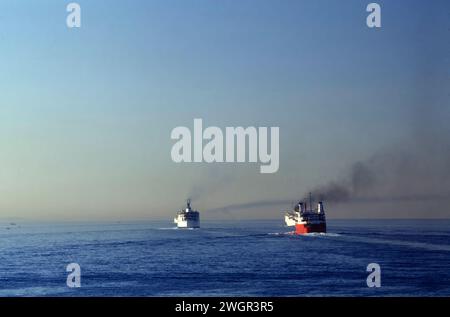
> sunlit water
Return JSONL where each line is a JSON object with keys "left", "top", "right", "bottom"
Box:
{"left": 0, "top": 219, "right": 449, "bottom": 296}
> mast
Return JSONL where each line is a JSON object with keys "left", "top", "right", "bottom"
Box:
{"left": 184, "top": 198, "right": 192, "bottom": 213}
{"left": 309, "top": 192, "right": 313, "bottom": 212}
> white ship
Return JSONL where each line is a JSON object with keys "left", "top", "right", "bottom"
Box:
{"left": 174, "top": 199, "right": 200, "bottom": 229}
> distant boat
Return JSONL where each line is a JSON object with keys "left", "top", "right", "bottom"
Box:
{"left": 174, "top": 199, "right": 200, "bottom": 229}
{"left": 284, "top": 193, "right": 327, "bottom": 234}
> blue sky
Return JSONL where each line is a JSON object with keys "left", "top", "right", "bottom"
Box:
{"left": 0, "top": 0, "right": 449, "bottom": 220}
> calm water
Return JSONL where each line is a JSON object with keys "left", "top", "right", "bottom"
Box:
{"left": 0, "top": 219, "right": 449, "bottom": 296}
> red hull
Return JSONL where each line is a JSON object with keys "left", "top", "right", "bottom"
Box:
{"left": 295, "top": 223, "right": 326, "bottom": 234}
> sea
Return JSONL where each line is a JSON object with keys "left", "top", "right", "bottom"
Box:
{"left": 0, "top": 219, "right": 449, "bottom": 297}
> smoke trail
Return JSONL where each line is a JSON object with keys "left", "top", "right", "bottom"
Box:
{"left": 207, "top": 200, "right": 292, "bottom": 214}
{"left": 305, "top": 160, "right": 376, "bottom": 203}
{"left": 208, "top": 193, "right": 450, "bottom": 215}
{"left": 305, "top": 139, "right": 450, "bottom": 205}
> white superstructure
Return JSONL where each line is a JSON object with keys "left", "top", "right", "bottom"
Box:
{"left": 174, "top": 199, "right": 200, "bottom": 228}
{"left": 284, "top": 202, "right": 304, "bottom": 227}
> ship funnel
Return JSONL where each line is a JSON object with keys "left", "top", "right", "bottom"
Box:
{"left": 186, "top": 199, "right": 192, "bottom": 212}
{"left": 318, "top": 202, "right": 324, "bottom": 214}
{"left": 298, "top": 202, "right": 304, "bottom": 213}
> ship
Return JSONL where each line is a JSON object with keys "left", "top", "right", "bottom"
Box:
{"left": 174, "top": 199, "right": 200, "bottom": 229}
{"left": 284, "top": 193, "right": 327, "bottom": 234}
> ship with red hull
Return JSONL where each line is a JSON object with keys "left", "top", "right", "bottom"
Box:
{"left": 284, "top": 194, "right": 327, "bottom": 234}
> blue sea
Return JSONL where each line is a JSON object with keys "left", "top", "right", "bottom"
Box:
{"left": 0, "top": 219, "right": 449, "bottom": 296}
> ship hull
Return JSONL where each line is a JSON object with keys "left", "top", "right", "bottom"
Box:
{"left": 295, "top": 223, "right": 326, "bottom": 234}
{"left": 174, "top": 218, "right": 200, "bottom": 229}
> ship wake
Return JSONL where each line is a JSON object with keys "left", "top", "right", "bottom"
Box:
{"left": 268, "top": 231, "right": 341, "bottom": 237}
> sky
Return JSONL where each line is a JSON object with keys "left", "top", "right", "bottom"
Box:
{"left": 0, "top": 0, "right": 449, "bottom": 220}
